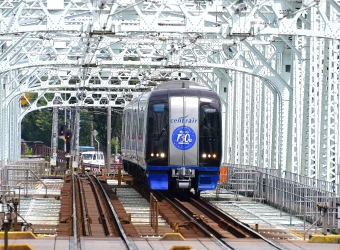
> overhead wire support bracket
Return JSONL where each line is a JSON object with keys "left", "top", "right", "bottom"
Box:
{"left": 82, "top": 64, "right": 97, "bottom": 68}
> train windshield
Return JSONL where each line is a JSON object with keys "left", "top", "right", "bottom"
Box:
{"left": 199, "top": 102, "right": 221, "bottom": 166}
{"left": 146, "top": 101, "right": 169, "bottom": 165}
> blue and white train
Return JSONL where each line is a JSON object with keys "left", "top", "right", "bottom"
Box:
{"left": 121, "top": 80, "right": 222, "bottom": 194}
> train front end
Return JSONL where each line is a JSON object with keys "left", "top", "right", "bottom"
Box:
{"left": 145, "top": 87, "right": 222, "bottom": 192}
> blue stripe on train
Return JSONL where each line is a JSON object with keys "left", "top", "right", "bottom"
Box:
{"left": 146, "top": 165, "right": 220, "bottom": 190}
{"left": 147, "top": 173, "right": 169, "bottom": 190}
{"left": 198, "top": 174, "right": 219, "bottom": 190}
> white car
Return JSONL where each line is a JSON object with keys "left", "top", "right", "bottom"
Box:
{"left": 81, "top": 151, "right": 105, "bottom": 171}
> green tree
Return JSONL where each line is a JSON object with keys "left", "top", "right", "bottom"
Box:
{"left": 21, "top": 109, "right": 53, "bottom": 146}
{"left": 78, "top": 112, "right": 94, "bottom": 146}
{"left": 21, "top": 106, "right": 123, "bottom": 153}
{"left": 90, "top": 108, "right": 122, "bottom": 155}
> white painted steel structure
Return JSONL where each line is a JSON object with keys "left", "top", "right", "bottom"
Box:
{"left": 0, "top": 0, "right": 339, "bottom": 185}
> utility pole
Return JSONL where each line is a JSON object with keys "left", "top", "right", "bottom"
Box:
{"left": 74, "top": 107, "right": 80, "bottom": 162}
{"left": 93, "top": 130, "right": 99, "bottom": 171}
{"left": 107, "top": 107, "right": 111, "bottom": 175}
{"left": 116, "top": 136, "right": 118, "bottom": 157}
{"left": 69, "top": 109, "right": 75, "bottom": 175}
{"left": 64, "top": 109, "right": 67, "bottom": 152}
{"left": 90, "top": 115, "right": 94, "bottom": 146}
{"left": 51, "top": 108, "right": 58, "bottom": 174}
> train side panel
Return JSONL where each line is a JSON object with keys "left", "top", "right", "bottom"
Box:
{"left": 132, "top": 100, "right": 138, "bottom": 162}
{"left": 122, "top": 93, "right": 149, "bottom": 170}
{"left": 121, "top": 102, "right": 131, "bottom": 159}
{"left": 122, "top": 99, "right": 137, "bottom": 163}
{"left": 137, "top": 92, "right": 149, "bottom": 168}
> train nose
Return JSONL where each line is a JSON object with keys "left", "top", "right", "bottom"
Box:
{"left": 172, "top": 167, "right": 195, "bottom": 189}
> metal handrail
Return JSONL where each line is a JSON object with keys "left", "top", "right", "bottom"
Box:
{"left": 7, "top": 168, "right": 47, "bottom": 197}
{"left": 303, "top": 215, "right": 322, "bottom": 241}
{"left": 7, "top": 204, "right": 35, "bottom": 232}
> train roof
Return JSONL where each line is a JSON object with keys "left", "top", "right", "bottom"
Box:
{"left": 124, "top": 80, "right": 214, "bottom": 110}
{"left": 154, "top": 80, "right": 208, "bottom": 90}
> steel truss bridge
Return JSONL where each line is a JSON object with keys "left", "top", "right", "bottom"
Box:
{"left": 0, "top": 0, "right": 339, "bottom": 185}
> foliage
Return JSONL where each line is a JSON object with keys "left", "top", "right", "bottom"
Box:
{"left": 21, "top": 107, "right": 123, "bottom": 154}
{"left": 90, "top": 108, "right": 122, "bottom": 155}
{"left": 21, "top": 109, "right": 53, "bottom": 146}
{"left": 78, "top": 112, "right": 93, "bottom": 146}
{"left": 24, "top": 144, "right": 33, "bottom": 155}
{"left": 111, "top": 136, "right": 121, "bottom": 154}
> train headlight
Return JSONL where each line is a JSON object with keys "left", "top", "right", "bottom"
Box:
{"left": 213, "top": 154, "right": 216, "bottom": 158}
{"left": 151, "top": 153, "right": 154, "bottom": 157}
{"left": 156, "top": 153, "right": 159, "bottom": 157}
{"left": 202, "top": 154, "right": 207, "bottom": 158}
{"left": 208, "top": 154, "right": 211, "bottom": 158}
{"left": 160, "top": 153, "right": 165, "bottom": 157}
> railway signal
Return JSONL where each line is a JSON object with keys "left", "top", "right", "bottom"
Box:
{"left": 58, "top": 124, "right": 66, "bottom": 137}
{"left": 65, "top": 130, "right": 72, "bottom": 141}
{"left": 65, "top": 130, "right": 72, "bottom": 153}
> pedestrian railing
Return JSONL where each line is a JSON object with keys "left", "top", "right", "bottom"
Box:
{"left": 218, "top": 164, "right": 340, "bottom": 233}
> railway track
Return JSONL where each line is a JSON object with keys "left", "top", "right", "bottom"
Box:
{"left": 164, "top": 191, "right": 254, "bottom": 238}
{"left": 159, "top": 190, "right": 283, "bottom": 247}
{"left": 125, "top": 177, "right": 284, "bottom": 249}
{"left": 58, "top": 174, "right": 284, "bottom": 249}
{"left": 58, "top": 174, "right": 137, "bottom": 249}
{"left": 77, "top": 175, "right": 117, "bottom": 236}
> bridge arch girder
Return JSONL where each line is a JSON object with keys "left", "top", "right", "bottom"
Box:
{"left": 0, "top": 0, "right": 338, "bottom": 184}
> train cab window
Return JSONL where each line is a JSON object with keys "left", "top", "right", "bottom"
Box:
{"left": 201, "top": 105, "right": 220, "bottom": 137}
{"left": 147, "top": 102, "right": 168, "bottom": 135}
{"left": 146, "top": 101, "right": 169, "bottom": 165}
{"left": 199, "top": 102, "right": 221, "bottom": 166}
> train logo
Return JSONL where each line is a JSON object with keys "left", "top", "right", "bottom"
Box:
{"left": 172, "top": 126, "right": 196, "bottom": 150}
{"left": 170, "top": 115, "right": 197, "bottom": 124}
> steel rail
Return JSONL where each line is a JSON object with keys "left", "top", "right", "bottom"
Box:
{"left": 187, "top": 198, "right": 252, "bottom": 238}
{"left": 88, "top": 176, "right": 110, "bottom": 236}
{"left": 78, "top": 176, "right": 90, "bottom": 236}
{"left": 153, "top": 191, "right": 232, "bottom": 250}
{"left": 72, "top": 174, "right": 78, "bottom": 250}
{"left": 199, "top": 198, "right": 286, "bottom": 250}
{"left": 93, "top": 176, "right": 138, "bottom": 250}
